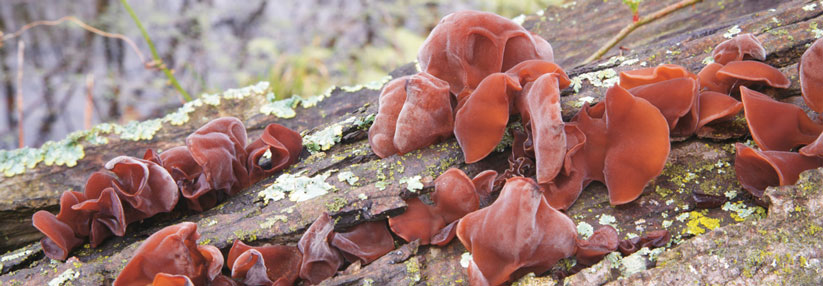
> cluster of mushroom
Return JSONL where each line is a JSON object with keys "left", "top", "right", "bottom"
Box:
{"left": 32, "top": 117, "right": 303, "bottom": 261}
{"left": 734, "top": 37, "right": 823, "bottom": 202}
{"left": 113, "top": 213, "right": 396, "bottom": 286}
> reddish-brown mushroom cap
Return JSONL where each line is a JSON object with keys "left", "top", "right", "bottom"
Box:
{"left": 186, "top": 117, "right": 250, "bottom": 195}
{"left": 246, "top": 123, "right": 303, "bottom": 182}
{"left": 330, "top": 221, "right": 395, "bottom": 265}
{"left": 800, "top": 38, "right": 823, "bottom": 112}
{"left": 394, "top": 72, "right": 454, "bottom": 154}
{"left": 32, "top": 208, "right": 85, "bottom": 261}
{"left": 152, "top": 273, "right": 195, "bottom": 286}
{"left": 628, "top": 77, "right": 699, "bottom": 136}
{"left": 740, "top": 86, "right": 823, "bottom": 151}
{"left": 298, "top": 212, "right": 343, "bottom": 285}
{"left": 418, "top": 10, "right": 553, "bottom": 97}
{"left": 574, "top": 226, "right": 618, "bottom": 267}
{"left": 455, "top": 73, "right": 521, "bottom": 163}
{"left": 520, "top": 73, "right": 567, "bottom": 183}
{"left": 734, "top": 143, "right": 823, "bottom": 199}
{"left": 456, "top": 177, "right": 577, "bottom": 285}
{"left": 114, "top": 222, "right": 224, "bottom": 286}
{"left": 101, "top": 156, "right": 180, "bottom": 220}
{"left": 715, "top": 60, "right": 790, "bottom": 89}
{"left": 72, "top": 187, "right": 126, "bottom": 247}
{"left": 542, "top": 85, "right": 670, "bottom": 209}
{"left": 226, "top": 240, "right": 302, "bottom": 286}
{"left": 471, "top": 169, "right": 498, "bottom": 206}
{"left": 697, "top": 62, "right": 733, "bottom": 94}
{"left": 695, "top": 91, "right": 743, "bottom": 130}
{"left": 155, "top": 146, "right": 214, "bottom": 211}
{"left": 800, "top": 132, "right": 823, "bottom": 157}
{"left": 388, "top": 197, "right": 447, "bottom": 245}
{"left": 618, "top": 64, "right": 695, "bottom": 90}
{"left": 368, "top": 76, "right": 409, "bottom": 158}
{"left": 430, "top": 168, "right": 480, "bottom": 222}
{"left": 617, "top": 230, "right": 671, "bottom": 256}
{"left": 712, "top": 33, "right": 767, "bottom": 65}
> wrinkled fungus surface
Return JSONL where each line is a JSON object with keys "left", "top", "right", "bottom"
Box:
{"left": 226, "top": 240, "right": 302, "bottom": 286}
{"left": 740, "top": 86, "right": 823, "bottom": 151}
{"left": 298, "top": 212, "right": 343, "bottom": 284}
{"left": 712, "top": 33, "right": 766, "bottom": 65}
{"left": 457, "top": 177, "right": 577, "bottom": 285}
{"left": 734, "top": 143, "right": 823, "bottom": 199}
{"left": 114, "top": 222, "right": 224, "bottom": 286}
{"left": 800, "top": 38, "right": 823, "bottom": 113}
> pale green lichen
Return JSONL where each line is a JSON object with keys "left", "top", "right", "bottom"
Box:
{"left": 577, "top": 222, "right": 594, "bottom": 239}
{"left": 722, "top": 201, "right": 765, "bottom": 222}
{"left": 303, "top": 116, "right": 357, "bottom": 153}
{"left": 362, "top": 278, "right": 374, "bottom": 286}
{"left": 803, "top": 3, "right": 818, "bottom": 11}
{"left": 357, "top": 193, "right": 368, "bottom": 200}
{"left": 375, "top": 181, "right": 389, "bottom": 191}
{"left": 1, "top": 249, "right": 32, "bottom": 262}
{"left": 598, "top": 214, "right": 617, "bottom": 227}
{"left": 460, "top": 252, "right": 472, "bottom": 268}
{"left": 260, "top": 215, "right": 288, "bottom": 229}
{"left": 337, "top": 171, "right": 359, "bottom": 185}
{"left": 511, "top": 14, "right": 526, "bottom": 25}
{"left": 399, "top": 175, "right": 423, "bottom": 192}
{"left": 48, "top": 268, "right": 79, "bottom": 286}
{"left": 723, "top": 25, "right": 742, "bottom": 39}
{"left": 512, "top": 272, "right": 557, "bottom": 285}
{"left": 260, "top": 94, "right": 301, "bottom": 119}
{"left": 702, "top": 56, "right": 714, "bottom": 65}
{"left": 405, "top": 258, "right": 422, "bottom": 283}
{"left": 809, "top": 22, "right": 823, "bottom": 39}
{"left": 223, "top": 81, "right": 270, "bottom": 100}
{"left": 569, "top": 68, "right": 619, "bottom": 93}
{"left": 258, "top": 171, "right": 336, "bottom": 204}
{"left": 118, "top": 119, "right": 163, "bottom": 141}
{"left": 162, "top": 101, "right": 196, "bottom": 126}
{"left": 340, "top": 75, "right": 392, "bottom": 92}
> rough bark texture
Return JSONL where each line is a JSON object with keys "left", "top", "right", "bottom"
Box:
{"left": 2, "top": 0, "right": 823, "bottom": 285}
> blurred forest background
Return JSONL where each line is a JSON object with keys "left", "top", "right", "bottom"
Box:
{"left": 0, "top": 0, "right": 562, "bottom": 150}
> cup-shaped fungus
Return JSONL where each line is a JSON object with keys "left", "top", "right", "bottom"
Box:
{"left": 98, "top": 156, "right": 180, "bottom": 219}
{"left": 454, "top": 73, "right": 522, "bottom": 163}
{"left": 456, "top": 177, "right": 577, "bottom": 285}
{"left": 618, "top": 64, "right": 696, "bottom": 90}
{"left": 711, "top": 33, "right": 767, "bottom": 65}
{"left": 627, "top": 77, "right": 699, "bottom": 136}
{"left": 71, "top": 188, "right": 127, "bottom": 247}
{"left": 186, "top": 117, "right": 250, "bottom": 196}
{"left": 734, "top": 143, "right": 823, "bottom": 200}
{"left": 389, "top": 168, "right": 497, "bottom": 246}
{"left": 800, "top": 38, "right": 823, "bottom": 113}
{"left": 518, "top": 73, "right": 568, "bottom": 183}
{"left": 368, "top": 76, "right": 408, "bottom": 158}
{"left": 697, "top": 62, "right": 733, "bottom": 94}
{"left": 541, "top": 84, "right": 670, "bottom": 210}
{"left": 715, "top": 60, "right": 790, "bottom": 89}
{"left": 148, "top": 146, "right": 214, "bottom": 211}
{"left": 418, "top": 10, "right": 553, "bottom": 98}
{"left": 114, "top": 222, "right": 224, "bottom": 286}
{"left": 245, "top": 123, "right": 303, "bottom": 183}
{"left": 695, "top": 91, "right": 743, "bottom": 130}
{"left": 31, "top": 191, "right": 89, "bottom": 260}
{"left": 330, "top": 221, "right": 395, "bottom": 265}
{"left": 740, "top": 86, "right": 823, "bottom": 151}
{"left": 298, "top": 212, "right": 343, "bottom": 284}
{"left": 226, "top": 240, "right": 302, "bottom": 286}
{"left": 617, "top": 230, "right": 671, "bottom": 256}
{"left": 574, "top": 226, "right": 619, "bottom": 267}
{"left": 393, "top": 72, "right": 454, "bottom": 154}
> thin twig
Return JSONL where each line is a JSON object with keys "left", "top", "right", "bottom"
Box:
{"left": 16, "top": 41, "right": 25, "bottom": 148}
{"left": 120, "top": 0, "right": 192, "bottom": 102}
{"left": 1, "top": 16, "right": 147, "bottom": 64}
{"left": 85, "top": 74, "right": 94, "bottom": 130}
{"left": 582, "top": 0, "right": 703, "bottom": 65}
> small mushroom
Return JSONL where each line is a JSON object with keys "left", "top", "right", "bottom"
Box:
{"left": 330, "top": 221, "right": 395, "bottom": 265}
{"left": 697, "top": 62, "right": 733, "bottom": 94}
{"left": 186, "top": 117, "right": 250, "bottom": 196}
{"left": 740, "top": 86, "right": 823, "bottom": 151}
{"left": 574, "top": 226, "right": 618, "bottom": 267}
{"left": 800, "top": 38, "right": 823, "bottom": 112}
{"left": 695, "top": 91, "right": 743, "bottom": 130}
{"left": 542, "top": 84, "right": 670, "bottom": 210}
{"left": 617, "top": 230, "right": 671, "bottom": 256}
{"left": 298, "top": 212, "right": 343, "bottom": 285}
{"left": 628, "top": 77, "right": 699, "bottom": 136}
{"left": 226, "top": 240, "right": 302, "bottom": 286}
{"left": 393, "top": 72, "right": 454, "bottom": 154}
{"left": 456, "top": 177, "right": 577, "bottom": 285}
{"left": 715, "top": 60, "right": 790, "bottom": 89}
{"left": 619, "top": 64, "right": 696, "bottom": 90}
{"left": 368, "top": 76, "right": 408, "bottom": 158}
{"left": 734, "top": 143, "right": 823, "bottom": 200}
{"left": 454, "top": 73, "right": 521, "bottom": 163}
{"left": 246, "top": 123, "right": 303, "bottom": 183}
{"left": 712, "top": 33, "right": 767, "bottom": 65}
{"left": 114, "top": 222, "right": 224, "bottom": 286}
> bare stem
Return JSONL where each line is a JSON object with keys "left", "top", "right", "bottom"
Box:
{"left": 582, "top": 0, "right": 703, "bottom": 65}
{"left": 1, "top": 16, "right": 148, "bottom": 64}
{"left": 85, "top": 74, "right": 95, "bottom": 130}
{"left": 16, "top": 41, "right": 25, "bottom": 148}
{"left": 120, "top": 0, "right": 192, "bottom": 102}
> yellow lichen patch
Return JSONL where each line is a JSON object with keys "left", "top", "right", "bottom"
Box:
{"left": 683, "top": 211, "right": 720, "bottom": 235}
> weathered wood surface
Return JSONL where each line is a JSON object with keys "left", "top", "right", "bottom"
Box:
{"left": 2, "top": 0, "right": 823, "bottom": 285}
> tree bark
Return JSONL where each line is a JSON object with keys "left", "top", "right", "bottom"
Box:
{"left": 2, "top": 0, "right": 822, "bottom": 285}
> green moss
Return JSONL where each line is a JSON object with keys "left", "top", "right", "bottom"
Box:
{"left": 404, "top": 258, "right": 421, "bottom": 284}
